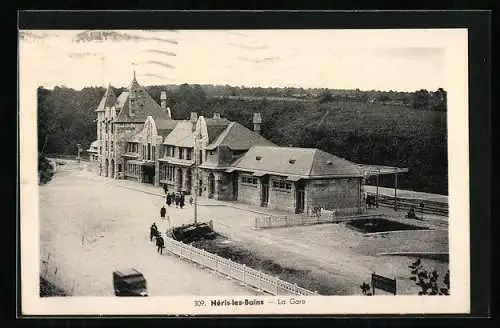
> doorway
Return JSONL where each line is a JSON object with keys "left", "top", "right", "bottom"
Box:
{"left": 232, "top": 173, "right": 238, "bottom": 200}
{"left": 295, "top": 180, "right": 305, "bottom": 213}
{"left": 176, "top": 168, "right": 183, "bottom": 191}
{"left": 260, "top": 175, "right": 269, "bottom": 207}
{"left": 143, "top": 165, "right": 155, "bottom": 184}
{"left": 208, "top": 173, "right": 215, "bottom": 198}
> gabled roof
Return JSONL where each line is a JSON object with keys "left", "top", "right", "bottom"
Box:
{"left": 156, "top": 118, "right": 179, "bottom": 138}
{"left": 230, "top": 146, "right": 363, "bottom": 178}
{"left": 115, "top": 91, "right": 129, "bottom": 109}
{"left": 95, "top": 85, "right": 117, "bottom": 112}
{"left": 206, "top": 122, "right": 275, "bottom": 150}
{"left": 114, "top": 76, "right": 171, "bottom": 123}
{"left": 163, "top": 121, "right": 194, "bottom": 147}
{"left": 204, "top": 118, "right": 231, "bottom": 142}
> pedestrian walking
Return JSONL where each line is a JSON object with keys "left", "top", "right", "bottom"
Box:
{"left": 156, "top": 235, "right": 165, "bottom": 254}
{"left": 163, "top": 184, "right": 168, "bottom": 195}
{"left": 160, "top": 205, "right": 166, "bottom": 219}
{"left": 175, "top": 192, "right": 180, "bottom": 208}
{"left": 150, "top": 222, "right": 158, "bottom": 242}
{"left": 189, "top": 196, "right": 193, "bottom": 206}
{"left": 166, "top": 193, "right": 172, "bottom": 207}
{"left": 179, "top": 194, "right": 185, "bottom": 209}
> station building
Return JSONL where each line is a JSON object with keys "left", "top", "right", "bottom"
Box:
{"left": 92, "top": 73, "right": 369, "bottom": 214}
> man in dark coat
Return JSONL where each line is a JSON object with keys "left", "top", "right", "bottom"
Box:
{"left": 156, "top": 235, "right": 165, "bottom": 254}
{"left": 163, "top": 184, "right": 168, "bottom": 195}
{"left": 166, "top": 193, "right": 172, "bottom": 207}
{"left": 160, "top": 205, "right": 166, "bottom": 219}
{"left": 175, "top": 192, "right": 180, "bottom": 208}
{"left": 150, "top": 222, "right": 158, "bottom": 241}
{"left": 179, "top": 194, "right": 185, "bottom": 209}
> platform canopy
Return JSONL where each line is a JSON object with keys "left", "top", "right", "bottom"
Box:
{"left": 356, "top": 164, "right": 409, "bottom": 178}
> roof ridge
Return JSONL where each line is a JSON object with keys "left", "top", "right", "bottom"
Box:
{"left": 307, "top": 148, "right": 318, "bottom": 176}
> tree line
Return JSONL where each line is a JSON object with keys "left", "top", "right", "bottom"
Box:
{"left": 37, "top": 83, "right": 447, "bottom": 194}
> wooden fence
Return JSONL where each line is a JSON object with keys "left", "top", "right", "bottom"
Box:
{"left": 162, "top": 234, "right": 318, "bottom": 296}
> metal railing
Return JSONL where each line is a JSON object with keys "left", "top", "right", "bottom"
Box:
{"left": 161, "top": 234, "right": 318, "bottom": 296}
{"left": 367, "top": 193, "right": 449, "bottom": 217}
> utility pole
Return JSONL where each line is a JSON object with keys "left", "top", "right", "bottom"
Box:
{"left": 77, "top": 144, "right": 82, "bottom": 163}
{"left": 193, "top": 134, "right": 198, "bottom": 225}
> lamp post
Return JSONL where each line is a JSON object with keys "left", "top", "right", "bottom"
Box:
{"left": 193, "top": 134, "right": 198, "bottom": 225}
{"left": 77, "top": 144, "right": 82, "bottom": 163}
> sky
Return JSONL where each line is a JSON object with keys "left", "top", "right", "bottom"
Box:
{"left": 19, "top": 29, "right": 464, "bottom": 92}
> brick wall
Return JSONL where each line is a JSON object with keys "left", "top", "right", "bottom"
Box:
{"left": 237, "top": 173, "right": 261, "bottom": 206}
{"left": 305, "top": 177, "right": 362, "bottom": 212}
{"left": 268, "top": 175, "right": 296, "bottom": 212}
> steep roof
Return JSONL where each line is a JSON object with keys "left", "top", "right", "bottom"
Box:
{"left": 231, "top": 146, "right": 363, "bottom": 178}
{"left": 156, "top": 118, "right": 179, "bottom": 138}
{"left": 204, "top": 118, "right": 231, "bottom": 142}
{"left": 206, "top": 122, "right": 276, "bottom": 150}
{"left": 95, "top": 85, "right": 117, "bottom": 112}
{"left": 163, "top": 121, "right": 194, "bottom": 147}
{"left": 114, "top": 76, "right": 171, "bottom": 123}
{"left": 115, "top": 91, "right": 129, "bottom": 109}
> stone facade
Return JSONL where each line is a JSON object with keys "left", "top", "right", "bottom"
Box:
{"left": 305, "top": 177, "right": 363, "bottom": 214}
{"left": 94, "top": 76, "right": 366, "bottom": 215}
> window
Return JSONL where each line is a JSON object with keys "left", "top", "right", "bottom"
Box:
{"left": 105, "top": 140, "right": 108, "bottom": 151}
{"left": 199, "top": 150, "right": 203, "bottom": 164}
{"left": 167, "top": 166, "right": 175, "bottom": 181}
{"left": 178, "top": 147, "right": 184, "bottom": 160}
{"left": 242, "top": 176, "right": 258, "bottom": 185}
{"left": 152, "top": 146, "right": 155, "bottom": 161}
{"left": 111, "top": 123, "right": 114, "bottom": 134}
{"left": 272, "top": 180, "right": 292, "bottom": 190}
{"left": 111, "top": 141, "right": 114, "bottom": 152}
{"left": 186, "top": 149, "right": 192, "bottom": 160}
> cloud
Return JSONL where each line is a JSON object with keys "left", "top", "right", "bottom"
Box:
{"left": 237, "top": 56, "right": 280, "bottom": 64}
{"left": 140, "top": 60, "right": 176, "bottom": 69}
{"left": 140, "top": 73, "right": 172, "bottom": 81}
{"left": 143, "top": 49, "right": 177, "bottom": 57}
{"left": 228, "top": 42, "right": 268, "bottom": 50}
{"left": 67, "top": 52, "right": 103, "bottom": 59}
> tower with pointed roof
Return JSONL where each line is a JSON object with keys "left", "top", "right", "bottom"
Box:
{"left": 96, "top": 71, "right": 176, "bottom": 184}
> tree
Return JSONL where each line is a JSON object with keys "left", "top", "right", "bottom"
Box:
{"left": 409, "top": 259, "right": 450, "bottom": 295}
{"left": 360, "top": 282, "right": 372, "bottom": 296}
{"left": 412, "top": 89, "right": 431, "bottom": 110}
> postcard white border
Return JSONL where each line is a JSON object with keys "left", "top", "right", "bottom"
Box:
{"left": 20, "top": 28, "right": 470, "bottom": 315}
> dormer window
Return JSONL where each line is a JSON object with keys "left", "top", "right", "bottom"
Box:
{"left": 326, "top": 161, "right": 333, "bottom": 165}
{"left": 256, "top": 156, "right": 262, "bottom": 161}
{"left": 289, "top": 159, "right": 296, "bottom": 164}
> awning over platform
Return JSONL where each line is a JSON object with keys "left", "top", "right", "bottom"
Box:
{"left": 286, "top": 175, "right": 302, "bottom": 181}
{"left": 357, "top": 164, "right": 409, "bottom": 177}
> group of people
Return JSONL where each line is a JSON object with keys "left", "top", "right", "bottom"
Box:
{"left": 150, "top": 222, "right": 165, "bottom": 254}
{"left": 166, "top": 191, "right": 186, "bottom": 208}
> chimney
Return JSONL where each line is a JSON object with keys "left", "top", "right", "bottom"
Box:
{"left": 160, "top": 91, "right": 167, "bottom": 109}
{"left": 190, "top": 112, "right": 198, "bottom": 123}
{"left": 213, "top": 112, "right": 221, "bottom": 119}
{"left": 253, "top": 112, "right": 262, "bottom": 134}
